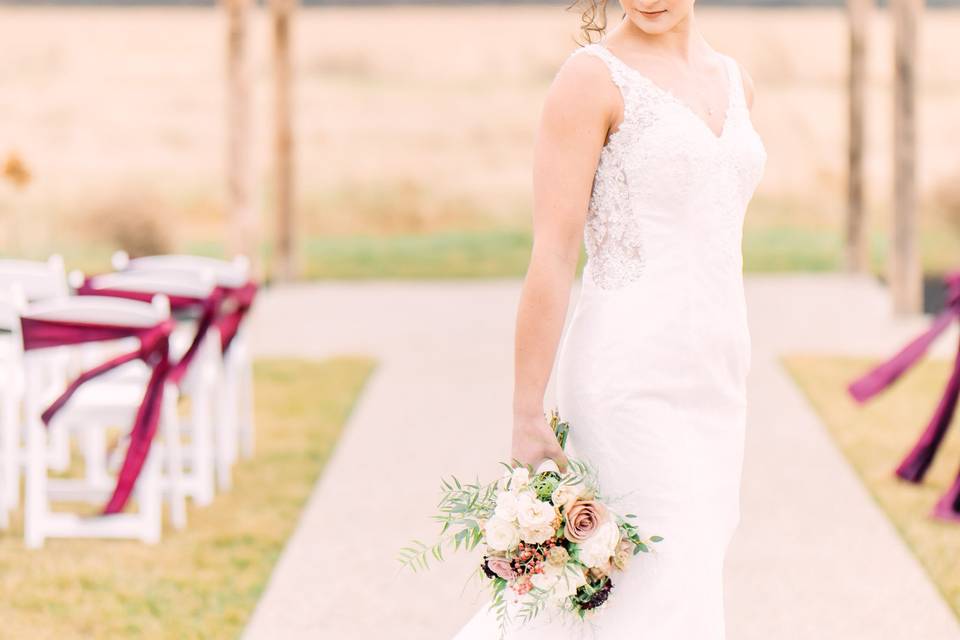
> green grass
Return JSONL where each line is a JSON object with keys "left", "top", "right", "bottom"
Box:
{"left": 33, "top": 200, "right": 960, "bottom": 280}
{"left": 298, "top": 229, "right": 544, "bottom": 279}
{"left": 783, "top": 354, "right": 960, "bottom": 621}
{"left": 0, "top": 356, "right": 377, "bottom": 639}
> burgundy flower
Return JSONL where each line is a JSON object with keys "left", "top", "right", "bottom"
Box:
{"left": 578, "top": 577, "right": 614, "bottom": 611}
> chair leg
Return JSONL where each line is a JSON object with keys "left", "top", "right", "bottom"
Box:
{"left": 239, "top": 346, "right": 255, "bottom": 460}
{"left": 223, "top": 357, "right": 240, "bottom": 469}
{"left": 191, "top": 373, "right": 215, "bottom": 507}
{"left": 162, "top": 384, "right": 187, "bottom": 531}
{"left": 137, "top": 448, "right": 162, "bottom": 545}
{"left": 24, "top": 413, "right": 47, "bottom": 550}
{"left": 1, "top": 390, "right": 19, "bottom": 520}
{"left": 214, "top": 371, "right": 233, "bottom": 492}
{"left": 0, "top": 459, "right": 6, "bottom": 529}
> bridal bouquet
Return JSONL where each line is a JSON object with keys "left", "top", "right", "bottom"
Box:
{"left": 399, "top": 409, "right": 662, "bottom": 637}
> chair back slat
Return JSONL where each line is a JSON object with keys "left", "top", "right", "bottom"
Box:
{"left": 23, "top": 296, "right": 169, "bottom": 330}
{"left": 113, "top": 252, "right": 249, "bottom": 289}
{"left": 0, "top": 256, "right": 67, "bottom": 302}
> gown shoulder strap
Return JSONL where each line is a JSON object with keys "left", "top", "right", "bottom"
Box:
{"left": 567, "top": 43, "right": 633, "bottom": 92}
{"left": 722, "top": 54, "right": 746, "bottom": 110}
{"left": 563, "top": 43, "right": 644, "bottom": 128}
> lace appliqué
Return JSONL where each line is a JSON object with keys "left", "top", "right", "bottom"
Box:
{"left": 584, "top": 152, "right": 645, "bottom": 289}
{"left": 567, "top": 44, "right": 651, "bottom": 290}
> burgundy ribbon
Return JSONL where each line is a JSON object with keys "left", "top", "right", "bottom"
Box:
{"left": 21, "top": 315, "right": 175, "bottom": 514}
{"left": 76, "top": 279, "right": 225, "bottom": 385}
{"left": 215, "top": 281, "right": 257, "bottom": 355}
{"left": 847, "top": 271, "right": 960, "bottom": 518}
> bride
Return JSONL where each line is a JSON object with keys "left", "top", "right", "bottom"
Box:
{"left": 453, "top": 0, "right": 766, "bottom": 637}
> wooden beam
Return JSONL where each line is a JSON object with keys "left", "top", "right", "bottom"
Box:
{"left": 890, "top": 0, "right": 922, "bottom": 314}
{"left": 271, "top": 0, "right": 297, "bottom": 282}
{"left": 845, "top": 0, "right": 870, "bottom": 273}
{"left": 224, "top": 0, "right": 257, "bottom": 274}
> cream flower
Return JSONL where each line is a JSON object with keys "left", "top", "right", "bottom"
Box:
{"left": 551, "top": 483, "right": 583, "bottom": 512}
{"left": 516, "top": 493, "right": 556, "bottom": 530}
{"left": 577, "top": 520, "right": 621, "bottom": 568}
{"left": 510, "top": 467, "right": 530, "bottom": 490}
{"left": 552, "top": 566, "right": 587, "bottom": 602}
{"left": 546, "top": 545, "right": 570, "bottom": 567}
{"left": 612, "top": 538, "right": 635, "bottom": 571}
{"left": 519, "top": 523, "right": 555, "bottom": 545}
{"left": 494, "top": 490, "right": 519, "bottom": 522}
{"left": 530, "top": 562, "right": 562, "bottom": 591}
{"left": 485, "top": 516, "right": 520, "bottom": 552}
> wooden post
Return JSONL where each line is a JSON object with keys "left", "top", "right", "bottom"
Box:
{"left": 845, "top": 0, "right": 870, "bottom": 273}
{"left": 890, "top": 0, "right": 922, "bottom": 314}
{"left": 271, "top": 0, "right": 297, "bottom": 282}
{"left": 224, "top": 0, "right": 257, "bottom": 274}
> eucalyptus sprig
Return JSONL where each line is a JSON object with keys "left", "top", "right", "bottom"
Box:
{"left": 616, "top": 513, "right": 664, "bottom": 554}
{"left": 398, "top": 473, "right": 500, "bottom": 573}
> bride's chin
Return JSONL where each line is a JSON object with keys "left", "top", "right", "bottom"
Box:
{"left": 628, "top": 17, "right": 674, "bottom": 34}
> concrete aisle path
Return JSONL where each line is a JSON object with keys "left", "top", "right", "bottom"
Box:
{"left": 243, "top": 275, "right": 960, "bottom": 640}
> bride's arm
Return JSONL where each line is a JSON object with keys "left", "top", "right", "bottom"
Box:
{"left": 511, "top": 51, "right": 620, "bottom": 472}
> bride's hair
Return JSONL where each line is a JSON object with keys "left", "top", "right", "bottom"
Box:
{"left": 567, "top": 0, "right": 616, "bottom": 44}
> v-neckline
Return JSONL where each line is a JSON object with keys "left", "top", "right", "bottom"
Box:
{"left": 597, "top": 42, "right": 733, "bottom": 142}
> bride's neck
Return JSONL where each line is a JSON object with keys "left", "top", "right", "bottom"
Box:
{"left": 607, "top": 13, "right": 707, "bottom": 64}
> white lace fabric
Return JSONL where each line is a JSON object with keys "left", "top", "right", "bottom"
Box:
{"left": 573, "top": 42, "right": 767, "bottom": 291}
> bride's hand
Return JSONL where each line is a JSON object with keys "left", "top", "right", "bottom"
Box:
{"left": 511, "top": 411, "right": 569, "bottom": 473}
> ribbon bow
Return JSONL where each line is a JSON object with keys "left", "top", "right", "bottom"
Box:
{"left": 847, "top": 270, "right": 960, "bottom": 520}
{"left": 76, "top": 278, "right": 225, "bottom": 385}
{"left": 20, "top": 315, "right": 175, "bottom": 515}
{"left": 215, "top": 281, "right": 257, "bottom": 355}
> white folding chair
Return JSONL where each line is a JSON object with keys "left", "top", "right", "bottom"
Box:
{"left": 0, "top": 257, "right": 72, "bottom": 486}
{"left": 73, "top": 270, "right": 220, "bottom": 507}
{"left": 0, "top": 284, "right": 27, "bottom": 530}
{"left": 20, "top": 295, "right": 186, "bottom": 548}
{"left": 0, "top": 255, "right": 69, "bottom": 302}
{"left": 113, "top": 253, "right": 256, "bottom": 492}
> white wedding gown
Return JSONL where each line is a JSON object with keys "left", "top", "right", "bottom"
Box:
{"left": 453, "top": 41, "right": 767, "bottom": 639}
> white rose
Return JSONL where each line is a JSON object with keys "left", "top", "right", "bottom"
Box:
{"left": 530, "top": 562, "right": 561, "bottom": 591}
{"left": 577, "top": 520, "right": 621, "bottom": 568}
{"left": 552, "top": 566, "right": 587, "bottom": 602}
{"left": 516, "top": 493, "right": 556, "bottom": 530}
{"left": 519, "top": 523, "right": 555, "bottom": 545}
{"left": 510, "top": 467, "right": 530, "bottom": 490}
{"left": 551, "top": 483, "right": 583, "bottom": 512}
{"left": 494, "top": 490, "right": 519, "bottom": 522}
{"left": 485, "top": 516, "right": 520, "bottom": 552}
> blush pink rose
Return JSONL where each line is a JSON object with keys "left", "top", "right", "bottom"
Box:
{"left": 564, "top": 499, "right": 608, "bottom": 543}
{"left": 486, "top": 556, "right": 517, "bottom": 580}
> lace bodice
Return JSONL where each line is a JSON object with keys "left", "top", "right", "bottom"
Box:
{"left": 566, "top": 42, "right": 768, "bottom": 291}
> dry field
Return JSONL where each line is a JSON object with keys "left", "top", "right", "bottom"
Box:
{"left": 0, "top": 5, "right": 958, "bottom": 268}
